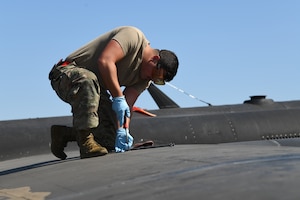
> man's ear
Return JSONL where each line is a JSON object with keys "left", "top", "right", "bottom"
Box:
{"left": 152, "top": 55, "right": 160, "bottom": 62}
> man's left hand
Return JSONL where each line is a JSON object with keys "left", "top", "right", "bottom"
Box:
{"left": 115, "top": 128, "right": 134, "bottom": 153}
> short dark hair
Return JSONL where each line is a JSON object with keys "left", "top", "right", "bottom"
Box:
{"left": 158, "top": 50, "right": 179, "bottom": 82}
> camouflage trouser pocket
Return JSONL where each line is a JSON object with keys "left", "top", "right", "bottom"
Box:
{"left": 49, "top": 65, "right": 75, "bottom": 103}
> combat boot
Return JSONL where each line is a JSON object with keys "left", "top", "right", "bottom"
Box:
{"left": 51, "top": 125, "right": 76, "bottom": 160}
{"left": 77, "top": 130, "right": 108, "bottom": 159}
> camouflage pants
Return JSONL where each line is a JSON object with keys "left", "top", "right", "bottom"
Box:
{"left": 49, "top": 63, "right": 117, "bottom": 149}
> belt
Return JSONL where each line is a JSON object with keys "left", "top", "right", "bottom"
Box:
{"left": 56, "top": 59, "right": 71, "bottom": 67}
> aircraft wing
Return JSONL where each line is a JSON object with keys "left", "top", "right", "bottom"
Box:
{"left": 1, "top": 139, "right": 300, "bottom": 200}
{"left": 2, "top": 84, "right": 300, "bottom": 199}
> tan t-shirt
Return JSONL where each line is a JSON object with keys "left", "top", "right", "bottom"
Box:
{"left": 66, "top": 26, "right": 150, "bottom": 95}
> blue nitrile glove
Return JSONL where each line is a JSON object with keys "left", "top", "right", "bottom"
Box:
{"left": 115, "top": 128, "right": 134, "bottom": 153}
{"left": 112, "top": 96, "right": 130, "bottom": 127}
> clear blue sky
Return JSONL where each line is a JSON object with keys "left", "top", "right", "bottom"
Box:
{"left": 0, "top": 0, "right": 299, "bottom": 120}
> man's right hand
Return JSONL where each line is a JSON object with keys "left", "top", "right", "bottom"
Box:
{"left": 112, "top": 96, "right": 130, "bottom": 127}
